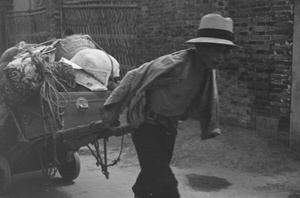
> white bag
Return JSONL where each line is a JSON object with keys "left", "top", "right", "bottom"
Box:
{"left": 70, "top": 49, "right": 120, "bottom": 87}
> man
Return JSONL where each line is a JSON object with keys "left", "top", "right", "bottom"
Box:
{"left": 103, "top": 13, "right": 238, "bottom": 198}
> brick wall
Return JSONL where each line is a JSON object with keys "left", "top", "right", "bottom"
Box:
{"left": 136, "top": 0, "right": 213, "bottom": 63}
{"left": 220, "top": 0, "right": 293, "bottom": 145}
{"left": 136, "top": 0, "right": 294, "bottom": 144}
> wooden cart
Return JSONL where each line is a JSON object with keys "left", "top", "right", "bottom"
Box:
{"left": 0, "top": 91, "right": 131, "bottom": 194}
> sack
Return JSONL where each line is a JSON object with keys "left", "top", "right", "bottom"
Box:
{"left": 55, "top": 34, "right": 96, "bottom": 61}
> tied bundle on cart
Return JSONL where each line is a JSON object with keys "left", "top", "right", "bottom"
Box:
{"left": 0, "top": 34, "right": 131, "bottom": 194}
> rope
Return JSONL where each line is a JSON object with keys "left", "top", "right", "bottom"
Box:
{"left": 31, "top": 53, "right": 69, "bottom": 129}
{"left": 107, "top": 134, "right": 124, "bottom": 167}
{"left": 31, "top": 53, "right": 70, "bottom": 168}
{"left": 87, "top": 134, "right": 125, "bottom": 179}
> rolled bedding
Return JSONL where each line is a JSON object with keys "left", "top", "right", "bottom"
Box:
{"left": 2, "top": 55, "right": 76, "bottom": 106}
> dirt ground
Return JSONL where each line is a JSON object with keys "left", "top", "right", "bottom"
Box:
{"left": 2, "top": 113, "right": 299, "bottom": 197}
{"left": 92, "top": 118, "right": 300, "bottom": 197}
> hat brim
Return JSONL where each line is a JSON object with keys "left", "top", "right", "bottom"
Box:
{"left": 186, "top": 37, "right": 235, "bottom": 46}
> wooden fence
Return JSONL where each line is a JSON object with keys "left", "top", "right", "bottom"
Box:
{"left": 61, "top": 1, "right": 138, "bottom": 77}
{"left": 5, "top": 7, "right": 50, "bottom": 47}
{"left": 4, "top": 1, "right": 137, "bottom": 78}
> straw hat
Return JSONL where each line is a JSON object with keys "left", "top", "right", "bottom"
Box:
{"left": 186, "top": 13, "right": 236, "bottom": 47}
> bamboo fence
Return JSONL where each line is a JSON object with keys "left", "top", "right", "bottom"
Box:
{"left": 61, "top": 1, "right": 138, "bottom": 78}
{"left": 5, "top": 7, "right": 50, "bottom": 47}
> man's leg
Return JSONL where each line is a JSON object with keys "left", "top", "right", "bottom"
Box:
{"left": 131, "top": 122, "right": 180, "bottom": 198}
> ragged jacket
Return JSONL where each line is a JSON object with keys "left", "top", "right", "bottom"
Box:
{"left": 103, "top": 48, "right": 220, "bottom": 139}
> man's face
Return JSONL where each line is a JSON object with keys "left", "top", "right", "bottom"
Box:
{"left": 196, "top": 43, "right": 231, "bottom": 69}
{"left": 212, "top": 45, "right": 231, "bottom": 68}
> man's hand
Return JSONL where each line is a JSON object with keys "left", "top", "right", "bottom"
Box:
{"left": 102, "top": 111, "right": 120, "bottom": 129}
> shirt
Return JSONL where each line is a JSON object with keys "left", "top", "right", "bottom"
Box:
{"left": 103, "top": 48, "right": 220, "bottom": 139}
{"left": 146, "top": 58, "right": 205, "bottom": 118}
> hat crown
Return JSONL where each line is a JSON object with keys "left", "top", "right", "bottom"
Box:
{"left": 199, "top": 14, "right": 233, "bottom": 33}
{"left": 186, "top": 13, "right": 236, "bottom": 46}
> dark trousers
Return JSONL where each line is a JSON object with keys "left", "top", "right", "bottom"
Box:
{"left": 132, "top": 122, "right": 180, "bottom": 198}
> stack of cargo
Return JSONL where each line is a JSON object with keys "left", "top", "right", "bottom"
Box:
{"left": 0, "top": 34, "right": 120, "bottom": 143}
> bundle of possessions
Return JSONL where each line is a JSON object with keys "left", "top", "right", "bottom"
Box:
{"left": 0, "top": 34, "right": 120, "bottom": 145}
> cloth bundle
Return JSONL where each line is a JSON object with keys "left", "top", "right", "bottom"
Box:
{"left": 0, "top": 42, "right": 37, "bottom": 81}
{"left": 2, "top": 55, "right": 76, "bottom": 106}
{"left": 2, "top": 57, "right": 44, "bottom": 106}
{"left": 0, "top": 36, "right": 118, "bottom": 144}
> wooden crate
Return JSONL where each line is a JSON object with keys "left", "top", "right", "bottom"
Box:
{"left": 18, "top": 91, "right": 110, "bottom": 140}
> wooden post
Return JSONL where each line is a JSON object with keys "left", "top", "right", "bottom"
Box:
{"left": 290, "top": 0, "right": 300, "bottom": 152}
{"left": 45, "top": 0, "right": 62, "bottom": 39}
{"left": 0, "top": 0, "right": 13, "bottom": 54}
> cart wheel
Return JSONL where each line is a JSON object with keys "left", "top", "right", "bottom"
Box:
{"left": 0, "top": 155, "right": 11, "bottom": 194}
{"left": 58, "top": 152, "right": 80, "bottom": 181}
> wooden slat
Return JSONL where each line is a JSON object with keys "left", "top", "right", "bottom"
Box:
{"left": 61, "top": 1, "right": 137, "bottom": 78}
{"left": 5, "top": 8, "right": 50, "bottom": 46}
{"left": 62, "top": 4, "right": 137, "bottom": 9}
{"left": 6, "top": 9, "right": 47, "bottom": 17}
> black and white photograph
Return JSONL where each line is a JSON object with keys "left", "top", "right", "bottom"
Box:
{"left": 0, "top": 0, "right": 300, "bottom": 198}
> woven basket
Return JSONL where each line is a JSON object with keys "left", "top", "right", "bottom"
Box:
{"left": 55, "top": 34, "right": 96, "bottom": 61}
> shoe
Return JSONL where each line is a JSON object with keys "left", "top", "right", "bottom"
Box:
{"left": 201, "top": 129, "right": 221, "bottom": 140}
